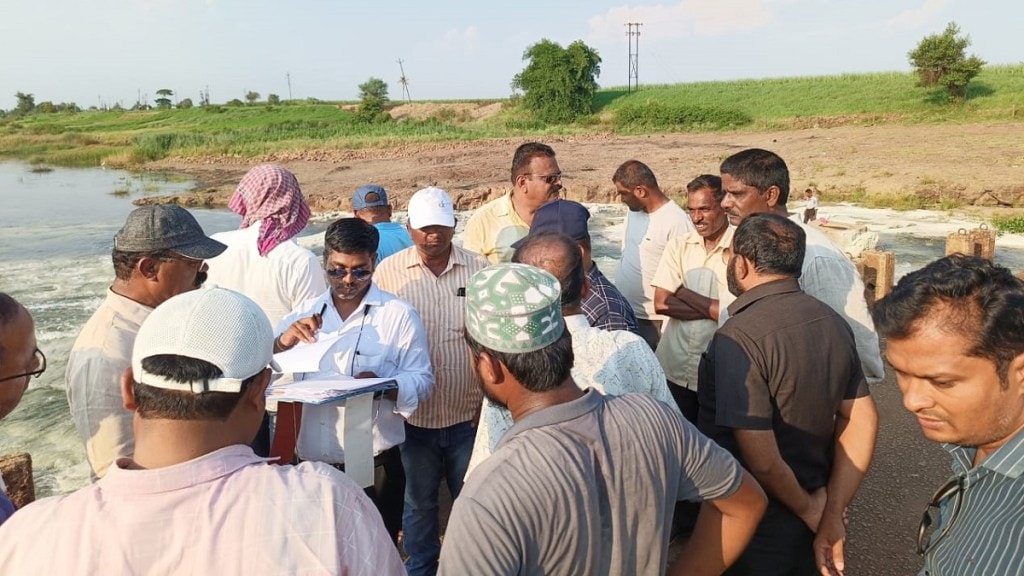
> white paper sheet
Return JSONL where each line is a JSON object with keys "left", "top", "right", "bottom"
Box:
{"left": 271, "top": 333, "right": 344, "bottom": 373}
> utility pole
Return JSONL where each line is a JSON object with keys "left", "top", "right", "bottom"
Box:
{"left": 397, "top": 59, "right": 412, "bottom": 103}
{"left": 626, "top": 22, "right": 642, "bottom": 92}
{"left": 286, "top": 72, "right": 293, "bottom": 100}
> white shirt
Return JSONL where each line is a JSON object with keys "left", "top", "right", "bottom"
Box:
{"left": 66, "top": 289, "right": 152, "bottom": 479}
{"left": 0, "top": 445, "right": 405, "bottom": 575}
{"left": 467, "top": 314, "right": 678, "bottom": 474}
{"left": 717, "top": 222, "right": 884, "bottom": 385}
{"left": 278, "top": 285, "right": 434, "bottom": 463}
{"left": 207, "top": 223, "right": 326, "bottom": 327}
{"left": 617, "top": 201, "right": 694, "bottom": 320}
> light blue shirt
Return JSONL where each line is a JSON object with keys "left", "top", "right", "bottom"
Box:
{"left": 374, "top": 222, "right": 413, "bottom": 262}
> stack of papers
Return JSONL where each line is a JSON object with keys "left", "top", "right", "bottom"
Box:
{"left": 268, "top": 377, "right": 397, "bottom": 405}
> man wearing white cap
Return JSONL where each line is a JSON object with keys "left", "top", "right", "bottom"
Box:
{"left": 0, "top": 288, "right": 404, "bottom": 574}
{"left": 375, "top": 187, "right": 489, "bottom": 576}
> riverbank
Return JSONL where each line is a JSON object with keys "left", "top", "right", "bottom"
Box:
{"left": 139, "top": 122, "right": 1024, "bottom": 214}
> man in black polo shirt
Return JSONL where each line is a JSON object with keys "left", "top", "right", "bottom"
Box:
{"left": 698, "top": 212, "right": 879, "bottom": 576}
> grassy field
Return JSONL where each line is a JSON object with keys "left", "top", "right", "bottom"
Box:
{"left": 2, "top": 64, "right": 1022, "bottom": 168}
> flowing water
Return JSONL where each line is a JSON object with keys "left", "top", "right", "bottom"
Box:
{"left": 2, "top": 161, "right": 1023, "bottom": 496}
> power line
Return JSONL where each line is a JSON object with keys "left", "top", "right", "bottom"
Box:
{"left": 626, "top": 22, "right": 642, "bottom": 92}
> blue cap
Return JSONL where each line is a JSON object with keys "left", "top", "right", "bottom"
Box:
{"left": 513, "top": 200, "right": 591, "bottom": 250}
{"left": 352, "top": 184, "right": 389, "bottom": 210}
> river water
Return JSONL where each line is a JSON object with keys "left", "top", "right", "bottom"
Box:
{"left": 2, "top": 162, "right": 1023, "bottom": 496}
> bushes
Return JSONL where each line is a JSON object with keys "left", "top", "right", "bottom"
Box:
{"left": 613, "top": 102, "right": 752, "bottom": 131}
{"left": 991, "top": 215, "right": 1024, "bottom": 234}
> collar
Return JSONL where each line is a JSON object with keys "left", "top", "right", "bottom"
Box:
{"left": 684, "top": 225, "right": 734, "bottom": 253}
{"left": 945, "top": 426, "right": 1024, "bottom": 479}
{"left": 100, "top": 445, "right": 274, "bottom": 495}
{"left": 397, "top": 243, "right": 473, "bottom": 273}
{"left": 104, "top": 287, "right": 154, "bottom": 324}
{"left": 497, "top": 389, "right": 603, "bottom": 451}
{"left": 726, "top": 277, "right": 801, "bottom": 317}
{"left": 564, "top": 314, "right": 592, "bottom": 333}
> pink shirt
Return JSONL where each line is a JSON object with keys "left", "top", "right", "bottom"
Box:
{"left": 0, "top": 445, "right": 404, "bottom": 575}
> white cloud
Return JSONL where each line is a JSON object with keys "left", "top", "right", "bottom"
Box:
{"left": 884, "top": 0, "right": 952, "bottom": 30}
{"left": 441, "top": 25, "right": 480, "bottom": 54}
{"left": 588, "top": 0, "right": 772, "bottom": 42}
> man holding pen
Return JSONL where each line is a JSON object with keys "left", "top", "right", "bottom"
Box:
{"left": 275, "top": 217, "right": 434, "bottom": 543}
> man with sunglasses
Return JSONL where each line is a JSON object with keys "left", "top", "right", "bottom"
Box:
{"left": 0, "top": 293, "right": 45, "bottom": 525}
{"left": 275, "top": 217, "right": 433, "bottom": 543}
{"left": 463, "top": 142, "right": 562, "bottom": 264}
{"left": 66, "top": 205, "right": 225, "bottom": 479}
{"left": 873, "top": 255, "right": 1024, "bottom": 576}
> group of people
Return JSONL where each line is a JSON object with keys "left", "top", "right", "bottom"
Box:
{"left": 0, "top": 142, "right": 1020, "bottom": 576}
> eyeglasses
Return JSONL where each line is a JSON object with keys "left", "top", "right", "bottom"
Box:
{"left": 917, "top": 474, "right": 965, "bottom": 555}
{"left": 325, "top": 267, "right": 373, "bottom": 281}
{"left": 0, "top": 348, "right": 47, "bottom": 384}
{"left": 524, "top": 173, "right": 563, "bottom": 185}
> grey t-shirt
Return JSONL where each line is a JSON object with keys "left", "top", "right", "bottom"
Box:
{"left": 438, "top": 390, "right": 742, "bottom": 576}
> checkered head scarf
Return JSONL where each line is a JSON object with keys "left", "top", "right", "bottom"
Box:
{"left": 465, "top": 263, "right": 564, "bottom": 353}
{"left": 229, "top": 164, "right": 311, "bottom": 256}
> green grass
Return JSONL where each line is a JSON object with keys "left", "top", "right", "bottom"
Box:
{"left": 2, "top": 65, "right": 1023, "bottom": 167}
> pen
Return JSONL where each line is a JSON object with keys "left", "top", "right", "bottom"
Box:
{"left": 316, "top": 302, "right": 327, "bottom": 320}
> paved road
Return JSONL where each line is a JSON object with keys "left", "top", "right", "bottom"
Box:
{"left": 844, "top": 365, "right": 950, "bottom": 575}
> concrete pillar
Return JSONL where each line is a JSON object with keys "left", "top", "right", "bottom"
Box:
{"left": 856, "top": 250, "right": 895, "bottom": 306}
{"left": 0, "top": 453, "right": 34, "bottom": 509}
{"left": 946, "top": 225, "right": 996, "bottom": 260}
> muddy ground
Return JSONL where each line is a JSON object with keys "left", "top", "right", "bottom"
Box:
{"left": 143, "top": 122, "right": 1024, "bottom": 214}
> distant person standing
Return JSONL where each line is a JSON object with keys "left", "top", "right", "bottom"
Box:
{"left": 802, "top": 188, "right": 819, "bottom": 224}
{"left": 66, "top": 206, "right": 225, "bottom": 479}
{"left": 651, "top": 174, "right": 733, "bottom": 423}
{"left": 462, "top": 142, "right": 562, "bottom": 263}
{"left": 352, "top": 184, "right": 413, "bottom": 262}
{"left": 205, "top": 163, "right": 326, "bottom": 327}
{"left": 873, "top": 255, "right": 1024, "bottom": 576}
{"left": 613, "top": 160, "right": 694, "bottom": 350}
{"left": 0, "top": 292, "right": 46, "bottom": 525}
{"left": 375, "top": 187, "right": 489, "bottom": 576}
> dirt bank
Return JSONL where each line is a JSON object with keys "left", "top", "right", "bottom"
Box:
{"left": 140, "top": 122, "right": 1024, "bottom": 212}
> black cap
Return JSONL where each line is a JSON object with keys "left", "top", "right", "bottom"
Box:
{"left": 114, "top": 205, "right": 226, "bottom": 259}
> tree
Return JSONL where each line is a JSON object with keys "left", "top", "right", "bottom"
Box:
{"left": 908, "top": 22, "right": 985, "bottom": 101}
{"left": 14, "top": 92, "right": 35, "bottom": 115}
{"left": 245, "top": 91, "right": 260, "bottom": 105}
{"left": 177, "top": 98, "right": 194, "bottom": 109}
{"left": 511, "top": 39, "right": 601, "bottom": 123}
{"left": 155, "top": 88, "right": 174, "bottom": 109}
{"left": 356, "top": 77, "right": 390, "bottom": 122}
{"left": 267, "top": 93, "right": 280, "bottom": 105}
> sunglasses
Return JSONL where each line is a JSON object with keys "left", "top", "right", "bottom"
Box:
{"left": 326, "top": 267, "right": 373, "bottom": 281}
{"left": 0, "top": 348, "right": 47, "bottom": 384}
{"left": 917, "top": 474, "right": 965, "bottom": 555}
{"left": 524, "top": 172, "right": 563, "bottom": 185}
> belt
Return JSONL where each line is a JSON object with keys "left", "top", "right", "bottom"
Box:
{"left": 325, "top": 447, "right": 396, "bottom": 472}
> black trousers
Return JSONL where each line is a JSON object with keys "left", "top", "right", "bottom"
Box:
{"left": 723, "top": 500, "right": 817, "bottom": 576}
{"left": 331, "top": 446, "right": 406, "bottom": 544}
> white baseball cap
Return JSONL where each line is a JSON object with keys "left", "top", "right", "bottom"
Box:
{"left": 408, "top": 186, "right": 456, "bottom": 229}
{"left": 132, "top": 288, "right": 274, "bottom": 393}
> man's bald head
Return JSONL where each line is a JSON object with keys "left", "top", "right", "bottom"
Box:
{"left": 512, "top": 232, "right": 585, "bottom": 308}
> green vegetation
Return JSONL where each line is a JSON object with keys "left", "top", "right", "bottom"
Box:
{"left": 3, "top": 64, "right": 1024, "bottom": 168}
{"left": 991, "top": 215, "right": 1024, "bottom": 234}
{"left": 512, "top": 39, "right": 601, "bottom": 123}
{"left": 356, "top": 77, "right": 390, "bottom": 123}
{"left": 909, "top": 22, "right": 985, "bottom": 102}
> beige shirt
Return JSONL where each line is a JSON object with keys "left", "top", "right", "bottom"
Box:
{"left": 651, "top": 226, "right": 734, "bottom": 390}
{"left": 461, "top": 193, "right": 529, "bottom": 264}
{"left": 374, "top": 245, "right": 489, "bottom": 428}
{"left": 66, "top": 289, "right": 151, "bottom": 479}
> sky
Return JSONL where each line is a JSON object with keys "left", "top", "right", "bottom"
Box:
{"left": 1, "top": 0, "right": 1020, "bottom": 111}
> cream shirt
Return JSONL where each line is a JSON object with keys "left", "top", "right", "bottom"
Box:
{"left": 651, "top": 226, "right": 734, "bottom": 390}
{"left": 461, "top": 193, "right": 529, "bottom": 264}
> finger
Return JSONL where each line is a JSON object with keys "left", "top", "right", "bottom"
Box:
{"left": 831, "top": 538, "right": 846, "bottom": 576}
{"left": 292, "top": 323, "right": 317, "bottom": 344}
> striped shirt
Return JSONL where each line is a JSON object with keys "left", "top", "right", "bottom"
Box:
{"left": 375, "top": 244, "right": 489, "bottom": 428}
{"left": 921, "top": 431, "right": 1024, "bottom": 576}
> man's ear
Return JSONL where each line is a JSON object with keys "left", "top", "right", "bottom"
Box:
{"left": 635, "top": 185, "right": 648, "bottom": 199}
{"left": 477, "top": 350, "right": 504, "bottom": 385}
{"left": 734, "top": 255, "right": 752, "bottom": 281}
{"left": 764, "top": 186, "right": 782, "bottom": 208}
{"left": 581, "top": 274, "right": 591, "bottom": 301}
{"left": 137, "top": 256, "right": 161, "bottom": 280}
{"left": 121, "top": 367, "right": 138, "bottom": 411}
{"left": 1009, "top": 351, "right": 1024, "bottom": 396}
{"left": 243, "top": 368, "right": 272, "bottom": 411}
